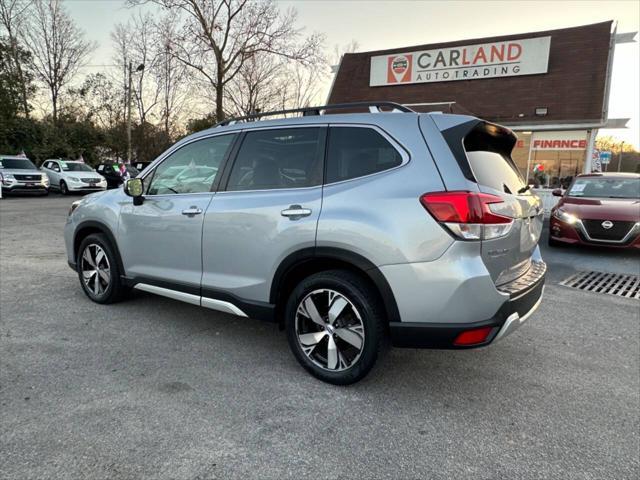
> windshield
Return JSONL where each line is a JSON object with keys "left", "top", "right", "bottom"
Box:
{"left": 61, "top": 162, "right": 93, "bottom": 172}
{"left": 0, "top": 158, "right": 37, "bottom": 170}
{"left": 568, "top": 177, "right": 640, "bottom": 199}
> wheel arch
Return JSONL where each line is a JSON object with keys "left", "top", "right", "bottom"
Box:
{"left": 270, "top": 247, "right": 401, "bottom": 328}
{"left": 73, "top": 220, "right": 125, "bottom": 274}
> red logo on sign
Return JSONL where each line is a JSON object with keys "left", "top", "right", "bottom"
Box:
{"left": 387, "top": 55, "right": 412, "bottom": 83}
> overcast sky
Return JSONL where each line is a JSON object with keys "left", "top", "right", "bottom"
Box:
{"left": 68, "top": 0, "right": 639, "bottom": 147}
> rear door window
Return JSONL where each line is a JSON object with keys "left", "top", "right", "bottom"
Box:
{"left": 326, "top": 127, "right": 403, "bottom": 183}
{"left": 226, "top": 127, "right": 324, "bottom": 191}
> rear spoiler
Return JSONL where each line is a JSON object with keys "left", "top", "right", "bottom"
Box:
{"left": 439, "top": 119, "right": 518, "bottom": 183}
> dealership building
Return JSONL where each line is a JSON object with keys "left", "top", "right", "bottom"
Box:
{"left": 327, "top": 21, "right": 635, "bottom": 195}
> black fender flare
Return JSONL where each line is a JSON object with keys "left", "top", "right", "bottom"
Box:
{"left": 270, "top": 247, "right": 401, "bottom": 324}
{"left": 73, "top": 220, "right": 126, "bottom": 275}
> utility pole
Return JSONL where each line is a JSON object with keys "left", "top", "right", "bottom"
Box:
{"left": 618, "top": 141, "right": 624, "bottom": 172}
{"left": 127, "top": 61, "right": 133, "bottom": 164}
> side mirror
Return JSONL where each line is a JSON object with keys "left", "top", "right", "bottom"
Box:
{"left": 551, "top": 188, "right": 563, "bottom": 197}
{"left": 124, "top": 177, "right": 144, "bottom": 205}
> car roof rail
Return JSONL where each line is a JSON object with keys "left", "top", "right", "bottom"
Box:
{"left": 213, "top": 101, "right": 415, "bottom": 128}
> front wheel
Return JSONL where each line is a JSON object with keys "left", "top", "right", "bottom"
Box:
{"left": 77, "top": 233, "right": 128, "bottom": 304}
{"left": 60, "top": 180, "right": 68, "bottom": 195}
{"left": 285, "top": 270, "right": 385, "bottom": 385}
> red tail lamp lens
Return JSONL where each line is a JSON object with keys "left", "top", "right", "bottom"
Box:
{"left": 453, "top": 326, "right": 493, "bottom": 346}
{"left": 420, "top": 191, "right": 511, "bottom": 224}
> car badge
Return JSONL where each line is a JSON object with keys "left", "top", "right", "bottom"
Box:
{"left": 601, "top": 220, "right": 614, "bottom": 230}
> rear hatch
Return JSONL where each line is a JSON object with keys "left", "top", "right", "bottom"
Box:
{"left": 464, "top": 124, "right": 543, "bottom": 285}
{"left": 420, "top": 116, "right": 543, "bottom": 287}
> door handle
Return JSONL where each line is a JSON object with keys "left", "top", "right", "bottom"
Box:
{"left": 281, "top": 205, "right": 312, "bottom": 218}
{"left": 182, "top": 206, "right": 203, "bottom": 217}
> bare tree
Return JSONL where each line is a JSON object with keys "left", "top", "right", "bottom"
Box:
{"left": 225, "top": 48, "right": 326, "bottom": 117}
{"left": 225, "top": 53, "right": 282, "bottom": 116}
{"left": 128, "top": 0, "right": 324, "bottom": 121}
{"left": 0, "top": 0, "right": 33, "bottom": 116}
{"left": 23, "top": 0, "right": 95, "bottom": 124}
{"left": 154, "top": 14, "right": 191, "bottom": 136}
{"left": 112, "top": 12, "right": 161, "bottom": 128}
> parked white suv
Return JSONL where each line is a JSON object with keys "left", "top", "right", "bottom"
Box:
{"left": 41, "top": 160, "right": 107, "bottom": 194}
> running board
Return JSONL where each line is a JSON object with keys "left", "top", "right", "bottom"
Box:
{"left": 133, "top": 283, "right": 248, "bottom": 317}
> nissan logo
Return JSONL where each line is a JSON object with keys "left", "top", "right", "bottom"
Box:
{"left": 601, "top": 220, "right": 614, "bottom": 230}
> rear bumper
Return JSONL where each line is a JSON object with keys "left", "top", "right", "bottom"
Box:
{"left": 389, "top": 266, "right": 545, "bottom": 349}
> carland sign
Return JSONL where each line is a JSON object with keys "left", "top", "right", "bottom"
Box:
{"left": 370, "top": 36, "right": 551, "bottom": 86}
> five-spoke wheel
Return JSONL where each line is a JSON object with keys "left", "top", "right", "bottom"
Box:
{"left": 76, "top": 233, "right": 127, "bottom": 304}
{"left": 286, "top": 270, "right": 384, "bottom": 385}
{"left": 81, "top": 244, "right": 111, "bottom": 296}
{"left": 295, "top": 289, "right": 365, "bottom": 372}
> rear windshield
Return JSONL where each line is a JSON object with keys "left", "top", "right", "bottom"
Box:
{"left": 568, "top": 177, "right": 639, "bottom": 199}
{"left": 0, "top": 158, "right": 37, "bottom": 170}
{"left": 464, "top": 126, "right": 525, "bottom": 195}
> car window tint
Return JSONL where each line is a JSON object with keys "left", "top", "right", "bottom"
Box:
{"left": 226, "top": 128, "right": 323, "bottom": 191}
{"left": 147, "top": 135, "right": 235, "bottom": 195}
{"left": 326, "top": 127, "right": 403, "bottom": 183}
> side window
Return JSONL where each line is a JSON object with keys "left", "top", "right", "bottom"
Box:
{"left": 326, "top": 127, "right": 403, "bottom": 183}
{"left": 147, "top": 134, "right": 236, "bottom": 195}
{"left": 226, "top": 128, "right": 323, "bottom": 191}
{"left": 43, "top": 161, "right": 50, "bottom": 169}
{"left": 52, "top": 162, "right": 60, "bottom": 172}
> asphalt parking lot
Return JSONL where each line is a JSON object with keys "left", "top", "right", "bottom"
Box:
{"left": 1, "top": 193, "right": 638, "bottom": 480}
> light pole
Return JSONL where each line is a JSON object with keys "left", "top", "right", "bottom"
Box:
{"left": 126, "top": 61, "right": 145, "bottom": 164}
{"left": 618, "top": 141, "right": 625, "bottom": 172}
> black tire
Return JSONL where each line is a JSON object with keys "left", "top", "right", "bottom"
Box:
{"left": 77, "top": 233, "right": 128, "bottom": 304}
{"left": 60, "top": 180, "right": 68, "bottom": 195}
{"left": 285, "top": 270, "right": 385, "bottom": 385}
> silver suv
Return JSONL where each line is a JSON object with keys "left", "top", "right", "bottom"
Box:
{"left": 64, "top": 102, "right": 546, "bottom": 384}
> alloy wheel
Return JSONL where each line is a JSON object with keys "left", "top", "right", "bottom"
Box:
{"left": 80, "top": 244, "right": 111, "bottom": 296}
{"left": 295, "top": 289, "right": 365, "bottom": 372}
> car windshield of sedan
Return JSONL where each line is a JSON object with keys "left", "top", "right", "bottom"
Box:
{"left": 0, "top": 158, "right": 37, "bottom": 170}
{"left": 568, "top": 178, "right": 640, "bottom": 199}
{"left": 61, "top": 161, "right": 94, "bottom": 172}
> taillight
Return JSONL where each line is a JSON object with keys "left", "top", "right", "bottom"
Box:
{"left": 420, "top": 191, "right": 515, "bottom": 240}
{"left": 453, "top": 326, "right": 493, "bottom": 346}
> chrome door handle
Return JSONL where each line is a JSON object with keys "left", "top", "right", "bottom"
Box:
{"left": 182, "top": 206, "right": 203, "bottom": 217}
{"left": 281, "top": 205, "right": 312, "bottom": 218}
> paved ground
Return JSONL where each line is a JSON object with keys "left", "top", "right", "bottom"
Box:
{"left": 1, "top": 193, "right": 639, "bottom": 480}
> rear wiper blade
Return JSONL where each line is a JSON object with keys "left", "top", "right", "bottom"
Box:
{"left": 517, "top": 185, "right": 531, "bottom": 194}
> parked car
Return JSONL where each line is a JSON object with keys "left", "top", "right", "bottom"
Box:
{"left": 0, "top": 155, "right": 49, "bottom": 195}
{"left": 549, "top": 173, "right": 640, "bottom": 248}
{"left": 41, "top": 159, "right": 107, "bottom": 195}
{"left": 64, "top": 102, "right": 546, "bottom": 385}
{"left": 95, "top": 162, "right": 139, "bottom": 189}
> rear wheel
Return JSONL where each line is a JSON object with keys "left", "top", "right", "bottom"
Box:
{"left": 77, "top": 233, "right": 127, "bottom": 304}
{"left": 60, "top": 180, "right": 68, "bottom": 195}
{"left": 285, "top": 270, "right": 384, "bottom": 385}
